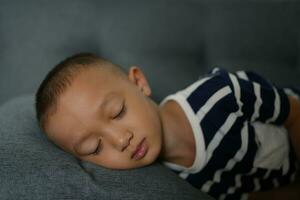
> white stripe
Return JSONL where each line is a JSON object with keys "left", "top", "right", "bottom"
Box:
{"left": 251, "top": 83, "right": 262, "bottom": 122}
{"left": 263, "top": 170, "right": 271, "bottom": 179}
{"left": 227, "top": 175, "right": 242, "bottom": 194}
{"left": 201, "top": 122, "right": 249, "bottom": 193}
{"left": 223, "top": 193, "right": 249, "bottom": 200}
{"left": 236, "top": 71, "right": 249, "bottom": 81}
{"left": 229, "top": 73, "right": 243, "bottom": 114}
{"left": 290, "top": 172, "right": 296, "bottom": 182}
{"left": 284, "top": 88, "right": 299, "bottom": 100}
{"left": 282, "top": 156, "right": 290, "bottom": 175}
{"left": 196, "top": 86, "right": 231, "bottom": 121}
{"left": 204, "top": 73, "right": 245, "bottom": 163}
{"left": 161, "top": 94, "right": 207, "bottom": 173}
{"left": 203, "top": 73, "right": 245, "bottom": 163}
{"left": 179, "top": 171, "right": 189, "bottom": 179}
{"left": 212, "top": 67, "right": 220, "bottom": 73}
{"left": 273, "top": 179, "right": 279, "bottom": 188}
{"left": 266, "top": 87, "right": 280, "bottom": 123}
{"left": 205, "top": 113, "right": 238, "bottom": 162}
{"left": 219, "top": 194, "right": 226, "bottom": 200}
{"left": 181, "top": 76, "right": 213, "bottom": 98}
{"left": 222, "top": 168, "right": 257, "bottom": 198}
{"left": 254, "top": 178, "right": 261, "bottom": 191}
{"left": 241, "top": 194, "right": 249, "bottom": 200}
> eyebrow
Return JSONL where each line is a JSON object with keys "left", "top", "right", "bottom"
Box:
{"left": 97, "top": 92, "right": 121, "bottom": 118}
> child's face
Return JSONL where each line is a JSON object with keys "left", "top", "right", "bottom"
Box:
{"left": 45, "top": 66, "right": 163, "bottom": 169}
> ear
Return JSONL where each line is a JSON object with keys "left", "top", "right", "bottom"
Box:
{"left": 128, "top": 66, "right": 151, "bottom": 96}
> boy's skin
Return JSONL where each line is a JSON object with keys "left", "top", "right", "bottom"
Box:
{"left": 45, "top": 65, "right": 196, "bottom": 169}
{"left": 44, "top": 63, "right": 300, "bottom": 199}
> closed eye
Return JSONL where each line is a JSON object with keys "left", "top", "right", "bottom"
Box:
{"left": 91, "top": 139, "right": 102, "bottom": 155}
{"left": 113, "top": 103, "right": 126, "bottom": 120}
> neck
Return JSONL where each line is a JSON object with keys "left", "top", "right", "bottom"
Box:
{"left": 158, "top": 100, "right": 195, "bottom": 167}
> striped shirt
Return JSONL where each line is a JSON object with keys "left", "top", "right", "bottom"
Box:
{"left": 161, "top": 68, "right": 298, "bottom": 200}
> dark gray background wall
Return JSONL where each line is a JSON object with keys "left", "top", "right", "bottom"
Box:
{"left": 1, "top": 0, "right": 300, "bottom": 105}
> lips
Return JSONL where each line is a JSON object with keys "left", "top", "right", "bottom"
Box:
{"left": 131, "top": 138, "right": 148, "bottom": 160}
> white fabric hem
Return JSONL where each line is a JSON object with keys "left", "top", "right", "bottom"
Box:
{"left": 160, "top": 92, "right": 206, "bottom": 173}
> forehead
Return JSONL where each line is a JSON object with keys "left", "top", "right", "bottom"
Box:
{"left": 59, "top": 67, "right": 118, "bottom": 109}
{"left": 45, "top": 67, "right": 126, "bottom": 144}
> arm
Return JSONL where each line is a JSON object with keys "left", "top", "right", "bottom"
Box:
{"left": 248, "top": 95, "right": 300, "bottom": 200}
{"left": 227, "top": 70, "right": 300, "bottom": 199}
{"left": 284, "top": 95, "right": 300, "bottom": 161}
{"left": 248, "top": 183, "right": 300, "bottom": 200}
{"left": 233, "top": 70, "right": 300, "bottom": 159}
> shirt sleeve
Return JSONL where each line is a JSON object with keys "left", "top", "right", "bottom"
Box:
{"left": 218, "top": 69, "right": 290, "bottom": 125}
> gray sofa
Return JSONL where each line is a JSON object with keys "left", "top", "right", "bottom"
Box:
{"left": 1, "top": 0, "right": 300, "bottom": 199}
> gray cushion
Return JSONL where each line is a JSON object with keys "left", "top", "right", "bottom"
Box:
{"left": 0, "top": 95, "right": 213, "bottom": 200}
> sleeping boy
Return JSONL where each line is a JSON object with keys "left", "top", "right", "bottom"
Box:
{"left": 35, "top": 53, "right": 300, "bottom": 200}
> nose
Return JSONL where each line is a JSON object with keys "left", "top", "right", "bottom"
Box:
{"left": 109, "top": 131, "right": 133, "bottom": 152}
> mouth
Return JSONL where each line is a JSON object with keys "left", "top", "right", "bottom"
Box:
{"left": 131, "top": 138, "right": 148, "bottom": 160}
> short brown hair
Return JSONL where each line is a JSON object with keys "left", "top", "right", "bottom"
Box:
{"left": 35, "top": 53, "right": 125, "bottom": 130}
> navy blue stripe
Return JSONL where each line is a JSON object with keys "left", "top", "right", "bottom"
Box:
{"left": 238, "top": 78, "right": 256, "bottom": 122}
{"left": 277, "top": 143, "right": 298, "bottom": 186}
{"left": 210, "top": 123, "right": 258, "bottom": 197}
{"left": 235, "top": 134, "right": 296, "bottom": 194}
{"left": 177, "top": 69, "right": 296, "bottom": 199}
{"left": 200, "top": 94, "right": 238, "bottom": 147}
{"left": 187, "top": 74, "right": 229, "bottom": 114}
{"left": 285, "top": 86, "right": 300, "bottom": 96}
{"left": 244, "top": 71, "right": 272, "bottom": 87}
{"left": 170, "top": 169, "right": 182, "bottom": 175}
{"left": 186, "top": 118, "right": 245, "bottom": 197}
{"left": 258, "top": 83, "right": 276, "bottom": 122}
{"left": 243, "top": 71, "right": 289, "bottom": 124}
{"left": 259, "top": 170, "right": 279, "bottom": 191}
{"left": 224, "top": 192, "right": 243, "bottom": 200}
{"left": 274, "top": 88, "right": 290, "bottom": 125}
{"left": 257, "top": 146, "right": 296, "bottom": 190}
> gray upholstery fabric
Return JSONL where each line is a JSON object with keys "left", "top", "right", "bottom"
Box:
{"left": 0, "top": 95, "right": 213, "bottom": 200}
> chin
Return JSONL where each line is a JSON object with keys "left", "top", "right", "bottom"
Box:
{"left": 143, "top": 145, "right": 161, "bottom": 166}
{"left": 134, "top": 159, "right": 155, "bottom": 169}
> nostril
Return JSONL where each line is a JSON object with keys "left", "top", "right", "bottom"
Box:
{"left": 129, "top": 132, "right": 134, "bottom": 141}
{"left": 120, "top": 132, "right": 133, "bottom": 152}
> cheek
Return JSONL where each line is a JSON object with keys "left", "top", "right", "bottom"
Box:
{"left": 129, "top": 105, "right": 162, "bottom": 150}
{"left": 129, "top": 99, "right": 160, "bottom": 128}
{"left": 84, "top": 150, "right": 129, "bottom": 169}
{"left": 88, "top": 143, "right": 134, "bottom": 168}
{"left": 98, "top": 155, "right": 143, "bottom": 170}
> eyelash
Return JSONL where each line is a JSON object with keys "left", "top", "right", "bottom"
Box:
{"left": 91, "top": 103, "right": 126, "bottom": 155}
{"left": 114, "top": 103, "right": 126, "bottom": 120}
{"left": 92, "top": 140, "right": 101, "bottom": 155}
